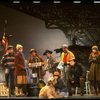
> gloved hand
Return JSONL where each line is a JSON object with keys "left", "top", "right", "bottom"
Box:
{"left": 80, "top": 77, "right": 84, "bottom": 81}
{"left": 93, "top": 57, "right": 96, "bottom": 60}
{"left": 22, "top": 67, "right": 27, "bottom": 70}
{"left": 71, "top": 80, "right": 75, "bottom": 84}
{"left": 64, "top": 63, "right": 67, "bottom": 66}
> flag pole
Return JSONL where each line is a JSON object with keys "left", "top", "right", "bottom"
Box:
{"left": 1, "top": 19, "right": 8, "bottom": 54}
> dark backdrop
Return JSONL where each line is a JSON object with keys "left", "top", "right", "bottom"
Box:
{"left": 0, "top": 5, "right": 69, "bottom": 60}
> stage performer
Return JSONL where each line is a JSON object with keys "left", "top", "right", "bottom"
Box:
{"left": 1, "top": 45, "right": 15, "bottom": 96}
{"left": 28, "top": 48, "right": 44, "bottom": 80}
{"left": 15, "top": 44, "right": 27, "bottom": 96}
{"left": 89, "top": 45, "right": 100, "bottom": 95}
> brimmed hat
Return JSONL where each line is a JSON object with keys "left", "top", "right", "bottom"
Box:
{"left": 62, "top": 44, "right": 68, "bottom": 48}
{"left": 53, "top": 71, "right": 60, "bottom": 76}
{"left": 7, "top": 45, "right": 14, "bottom": 50}
{"left": 68, "top": 57, "right": 76, "bottom": 62}
{"left": 16, "top": 44, "right": 23, "bottom": 50}
{"left": 92, "top": 45, "right": 99, "bottom": 51}
{"left": 43, "top": 50, "right": 52, "bottom": 55}
{"left": 30, "top": 48, "right": 37, "bottom": 53}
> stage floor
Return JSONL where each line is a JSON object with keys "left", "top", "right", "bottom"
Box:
{"left": 0, "top": 94, "right": 100, "bottom": 99}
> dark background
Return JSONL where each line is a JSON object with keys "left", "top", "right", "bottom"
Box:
{"left": 0, "top": 5, "right": 69, "bottom": 60}
{"left": 0, "top": 1, "right": 100, "bottom": 69}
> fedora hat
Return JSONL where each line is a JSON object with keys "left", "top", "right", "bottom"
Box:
{"left": 7, "top": 45, "right": 14, "bottom": 50}
{"left": 43, "top": 50, "right": 52, "bottom": 55}
{"left": 30, "top": 48, "right": 37, "bottom": 53}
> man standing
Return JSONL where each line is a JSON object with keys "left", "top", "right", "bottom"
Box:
{"left": 1, "top": 45, "right": 15, "bottom": 96}
{"left": 60, "top": 44, "right": 75, "bottom": 84}
{"left": 43, "top": 50, "right": 58, "bottom": 74}
{"left": 43, "top": 50, "right": 58, "bottom": 83}
{"left": 28, "top": 48, "right": 44, "bottom": 80}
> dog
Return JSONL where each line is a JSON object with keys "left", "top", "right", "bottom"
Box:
{"left": 39, "top": 76, "right": 62, "bottom": 99}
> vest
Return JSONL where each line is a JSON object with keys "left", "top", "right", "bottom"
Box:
{"left": 61, "top": 50, "right": 75, "bottom": 64}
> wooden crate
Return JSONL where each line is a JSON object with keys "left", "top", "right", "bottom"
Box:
{"left": 0, "top": 83, "right": 9, "bottom": 96}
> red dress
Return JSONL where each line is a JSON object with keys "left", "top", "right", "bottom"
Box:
{"left": 14, "top": 52, "right": 27, "bottom": 84}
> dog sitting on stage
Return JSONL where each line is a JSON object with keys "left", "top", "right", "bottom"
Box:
{"left": 39, "top": 76, "right": 62, "bottom": 99}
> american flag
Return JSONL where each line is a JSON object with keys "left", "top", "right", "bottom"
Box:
{"left": 1, "top": 20, "right": 8, "bottom": 54}
{"left": 1, "top": 32, "right": 8, "bottom": 54}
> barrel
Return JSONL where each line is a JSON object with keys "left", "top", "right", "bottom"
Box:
{"left": 27, "top": 84, "right": 39, "bottom": 97}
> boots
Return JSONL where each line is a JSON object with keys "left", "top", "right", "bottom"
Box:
{"left": 15, "top": 87, "right": 20, "bottom": 96}
{"left": 19, "top": 88, "right": 24, "bottom": 96}
{"left": 95, "top": 90, "right": 98, "bottom": 95}
{"left": 15, "top": 87, "right": 25, "bottom": 96}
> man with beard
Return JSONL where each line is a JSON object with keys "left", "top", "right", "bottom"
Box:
{"left": 28, "top": 49, "right": 44, "bottom": 80}
{"left": 59, "top": 44, "right": 75, "bottom": 86}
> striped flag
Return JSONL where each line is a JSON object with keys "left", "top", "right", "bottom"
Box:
{"left": 1, "top": 32, "right": 8, "bottom": 54}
